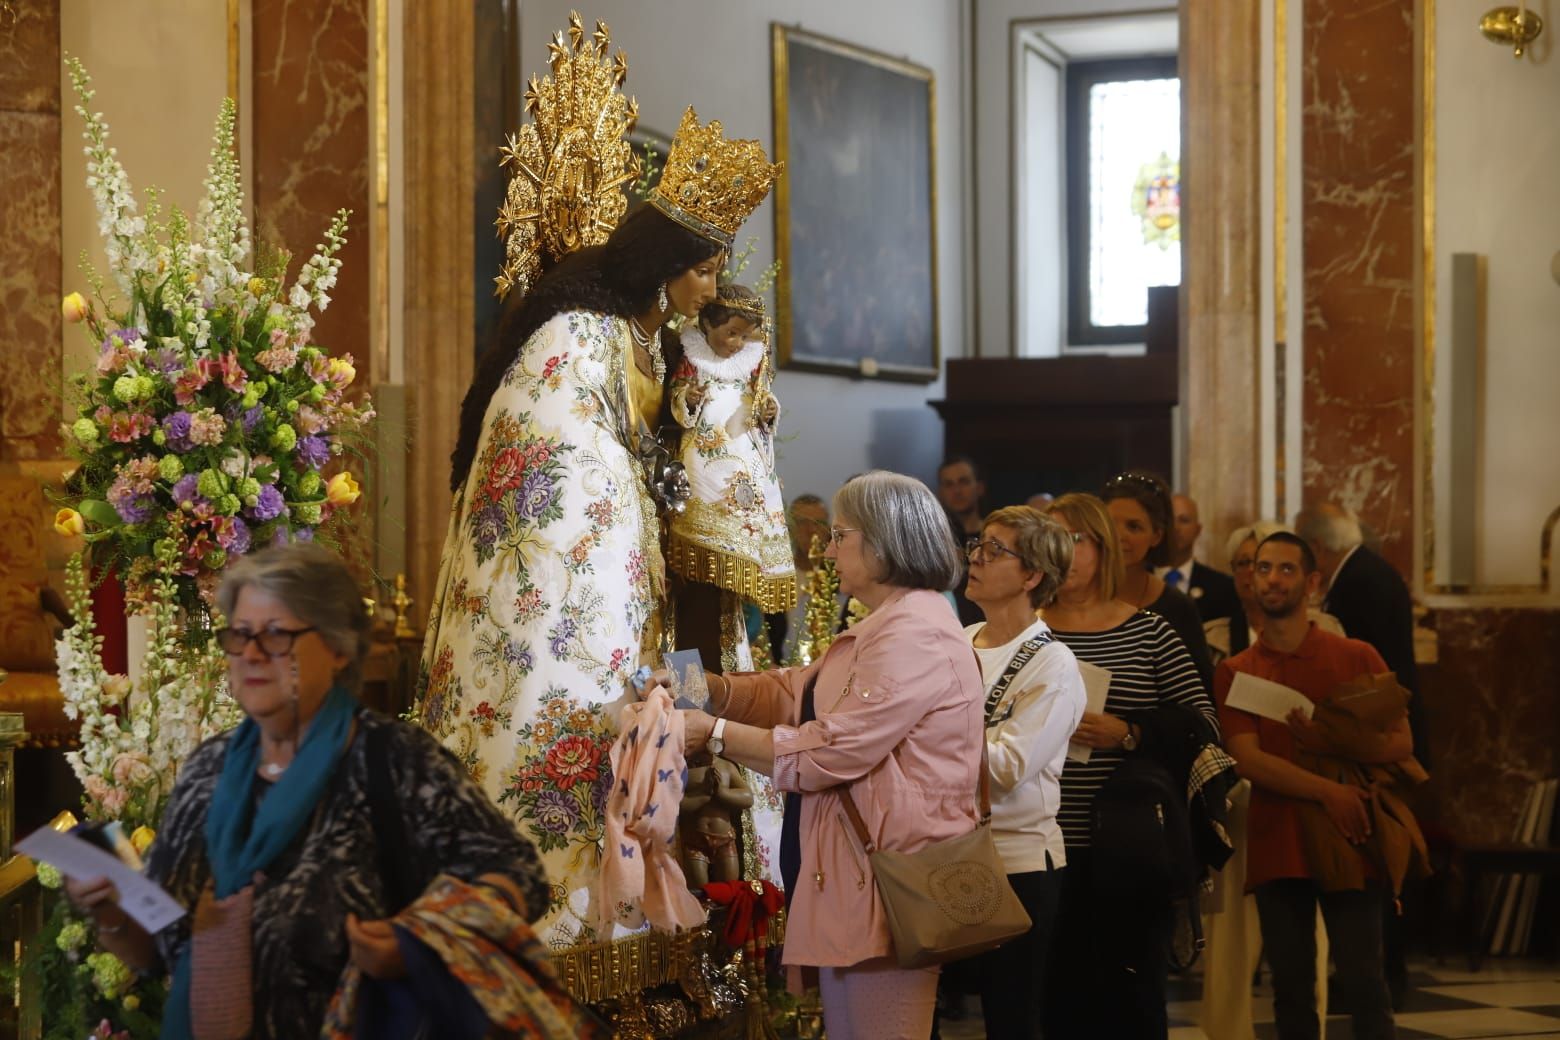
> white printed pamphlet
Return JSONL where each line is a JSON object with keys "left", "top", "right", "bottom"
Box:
{"left": 17, "top": 825, "right": 185, "bottom": 933}
{"left": 1225, "top": 671, "right": 1315, "bottom": 723}
{"left": 1066, "top": 660, "right": 1112, "bottom": 764}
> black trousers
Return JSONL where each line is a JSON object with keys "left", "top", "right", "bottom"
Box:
{"left": 1254, "top": 879, "right": 1397, "bottom": 1040}
{"left": 970, "top": 865, "right": 1064, "bottom": 1039}
{"left": 1043, "top": 850, "right": 1169, "bottom": 1040}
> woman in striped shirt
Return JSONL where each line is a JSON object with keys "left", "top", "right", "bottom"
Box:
{"left": 1040, "top": 492, "right": 1216, "bottom": 1040}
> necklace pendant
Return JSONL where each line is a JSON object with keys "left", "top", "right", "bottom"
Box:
{"left": 262, "top": 761, "right": 286, "bottom": 779}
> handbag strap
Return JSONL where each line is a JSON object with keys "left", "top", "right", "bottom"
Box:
{"left": 837, "top": 737, "right": 993, "bottom": 855}
{"left": 982, "top": 634, "right": 1052, "bottom": 723}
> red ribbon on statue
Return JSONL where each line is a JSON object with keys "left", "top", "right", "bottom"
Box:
{"left": 703, "top": 879, "right": 784, "bottom": 949}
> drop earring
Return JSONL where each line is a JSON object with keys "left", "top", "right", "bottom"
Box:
{"left": 657, "top": 283, "right": 669, "bottom": 313}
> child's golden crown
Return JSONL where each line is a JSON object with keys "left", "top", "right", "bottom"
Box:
{"left": 649, "top": 107, "right": 781, "bottom": 249}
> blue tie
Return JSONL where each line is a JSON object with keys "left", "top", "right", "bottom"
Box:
{"left": 1165, "top": 569, "right": 1183, "bottom": 589}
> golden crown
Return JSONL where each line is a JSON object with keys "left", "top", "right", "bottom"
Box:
{"left": 494, "top": 12, "right": 640, "bottom": 299}
{"left": 715, "top": 289, "right": 765, "bottom": 320}
{"left": 649, "top": 107, "right": 781, "bottom": 249}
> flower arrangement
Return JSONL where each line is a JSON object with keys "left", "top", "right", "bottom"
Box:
{"left": 54, "top": 57, "right": 373, "bottom": 611}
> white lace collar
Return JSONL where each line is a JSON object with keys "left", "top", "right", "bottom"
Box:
{"left": 681, "top": 326, "right": 766, "bottom": 380}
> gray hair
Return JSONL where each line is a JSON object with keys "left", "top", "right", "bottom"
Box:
{"left": 1225, "top": 520, "right": 1293, "bottom": 565}
{"left": 833, "top": 470, "right": 963, "bottom": 591}
{"left": 1293, "top": 504, "right": 1364, "bottom": 555}
{"left": 216, "top": 542, "right": 373, "bottom": 694}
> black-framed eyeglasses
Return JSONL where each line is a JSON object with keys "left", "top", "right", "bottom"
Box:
{"left": 216, "top": 626, "right": 318, "bottom": 658}
{"left": 965, "top": 536, "right": 1024, "bottom": 565}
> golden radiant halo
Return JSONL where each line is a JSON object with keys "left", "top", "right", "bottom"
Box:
{"left": 494, "top": 10, "right": 641, "bottom": 299}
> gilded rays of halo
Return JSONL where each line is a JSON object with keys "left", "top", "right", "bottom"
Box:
{"left": 494, "top": 11, "right": 641, "bottom": 299}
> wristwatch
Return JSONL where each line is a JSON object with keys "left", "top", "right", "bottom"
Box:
{"left": 1120, "top": 723, "right": 1139, "bottom": 752}
{"left": 710, "top": 717, "right": 728, "bottom": 757}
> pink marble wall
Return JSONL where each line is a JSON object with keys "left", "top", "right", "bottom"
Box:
{"left": 1300, "top": 0, "right": 1417, "bottom": 576}
{"left": 0, "top": 1, "right": 63, "bottom": 461}
{"left": 1422, "top": 608, "right": 1560, "bottom": 844}
{"left": 250, "top": 0, "right": 377, "bottom": 572}
{"left": 251, "top": 0, "right": 371, "bottom": 371}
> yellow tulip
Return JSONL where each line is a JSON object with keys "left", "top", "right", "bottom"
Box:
{"left": 61, "top": 292, "right": 89, "bottom": 324}
{"left": 130, "top": 826, "right": 156, "bottom": 854}
{"left": 326, "top": 471, "right": 361, "bottom": 507}
{"left": 325, "top": 356, "right": 356, "bottom": 388}
{"left": 54, "top": 508, "right": 85, "bottom": 537}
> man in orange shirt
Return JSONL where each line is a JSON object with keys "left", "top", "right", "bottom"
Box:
{"left": 1216, "top": 532, "right": 1412, "bottom": 1040}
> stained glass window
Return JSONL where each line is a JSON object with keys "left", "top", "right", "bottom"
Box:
{"left": 1065, "top": 58, "right": 1181, "bottom": 346}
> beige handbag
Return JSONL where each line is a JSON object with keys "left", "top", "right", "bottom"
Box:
{"left": 837, "top": 739, "right": 1032, "bottom": 969}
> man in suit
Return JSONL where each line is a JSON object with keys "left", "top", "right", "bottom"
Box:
{"left": 1295, "top": 502, "right": 1423, "bottom": 1010}
{"left": 1158, "top": 493, "right": 1241, "bottom": 623}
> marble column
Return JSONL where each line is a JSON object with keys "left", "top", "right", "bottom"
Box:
{"left": 1300, "top": 0, "right": 1417, "bottom": 574}
{"left": 0, "top": 2, "right": 63, "bottom": 461}
{"left": 1180, "top": 0, "right": 1262, "bottom": 556}
{"left": 402, "top": 1, "right": 475, "bottom": 626}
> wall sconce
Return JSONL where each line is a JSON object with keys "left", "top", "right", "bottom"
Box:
{"left": 1480, "top": 6, "right": 1544, "bottom": 57}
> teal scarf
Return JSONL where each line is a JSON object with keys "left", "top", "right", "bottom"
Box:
{"left": 162, "top": 686, "right": 357, "bottom": 1039}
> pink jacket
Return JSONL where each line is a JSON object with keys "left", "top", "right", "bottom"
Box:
{"left": 722, "top": 588, "right": 983, "bottom": 968}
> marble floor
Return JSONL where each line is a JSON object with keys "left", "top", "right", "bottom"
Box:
{"left": 936, "top": 959, "right": 1560, "bottom": 1039}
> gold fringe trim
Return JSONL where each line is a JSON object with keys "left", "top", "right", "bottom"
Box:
{"left": 666, "top": 537, "right": 797, "bottom": 614}
{"left": 547, "top": 926, "right": 712, "bottom": 1005}
{"left": 544, "top": 916, "right": 789, "bottom": 1005}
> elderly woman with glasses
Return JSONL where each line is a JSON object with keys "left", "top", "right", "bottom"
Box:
{"left": 64, "top": 543, "right": 562, "bottom": 1039}
{"left": 1038, "top": 493, "right": 1217, "bottom": 1040}
{"left": 953, "top": 506, "right": 1086, "bottom": 1039}
{"left": 668, "top": 470, "right": 982, "bottom": 1040}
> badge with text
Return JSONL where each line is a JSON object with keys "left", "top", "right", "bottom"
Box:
{"left": 663, "top": 648, "right": 710, "bottom": 710}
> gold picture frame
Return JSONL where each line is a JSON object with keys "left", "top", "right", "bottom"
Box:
{"left": 771, "top": 24, "right": 940, "bottom": 382}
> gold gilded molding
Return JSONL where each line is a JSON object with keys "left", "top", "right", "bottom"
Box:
{"left": 1417, "top": 0, "right": 1556, "bottom": 600}
{"left": 373, "top": 0, "right": 390, "bottom": 378}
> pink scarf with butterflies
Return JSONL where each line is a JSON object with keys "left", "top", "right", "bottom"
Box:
{"left": 595, "top": 687, "right": 706, "bottom": 934}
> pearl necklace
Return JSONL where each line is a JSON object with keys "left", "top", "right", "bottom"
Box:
{"left": 628, "top": 318, "right": 667, "bottom": 381}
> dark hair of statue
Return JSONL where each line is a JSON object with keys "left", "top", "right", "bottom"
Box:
{"left": 698, "top": 283, "right": 761, "bottom": 335}
{"left": 449, "top": 203, "right": 723, "bottom": 492}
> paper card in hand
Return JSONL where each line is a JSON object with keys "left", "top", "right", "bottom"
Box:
{"left": 664, "top": 649, "right": 709, "bottom": 710}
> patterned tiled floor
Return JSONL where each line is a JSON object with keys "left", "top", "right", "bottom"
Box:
{"left": 936, "top": 959, "right": 1560, "bottom": 1038}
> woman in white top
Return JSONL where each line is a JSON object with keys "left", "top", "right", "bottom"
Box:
{"left": 958, "top": 505, "right": 1087, "bottom": 1039}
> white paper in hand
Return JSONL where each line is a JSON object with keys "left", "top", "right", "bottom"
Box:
{"left": 1226, "top": 671, "right": 1315, "bottom": 723}
{"left": 17, "top": 825, "right": 185, "bottom": 934}
{"left": 1067, "top": 660, "right": 1112, "bottom": 764}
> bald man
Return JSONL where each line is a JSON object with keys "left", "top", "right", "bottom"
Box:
{"left": 1157, "top": 493, "right": 1240, "bottom": 623}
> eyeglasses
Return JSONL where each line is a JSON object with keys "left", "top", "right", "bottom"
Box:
{"left": 216, "top": 626, "right": 318, "bottom": 658}
{"left": 828, "top": 527, "right": 860, "bottom": 546}
{"left": 965, "top": 536, "right": 1024, "bottom": 565}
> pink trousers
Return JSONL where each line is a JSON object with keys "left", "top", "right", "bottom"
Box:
{"left": 818, "top": 957, "right": 940, "bottom": 1040}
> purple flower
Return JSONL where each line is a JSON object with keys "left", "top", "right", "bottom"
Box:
{"left": 294, "top": 526, "right": 314, "bottom": 542}
{"left": 241, "top": 405, "right": 265, "bottom": 435}
{"left": 548, "top": 617, "right": 577, "bottom": 658}
{"left": 171, "top": 473, "right": 201, "bottom": 508}
{"left": 162, "top": 411, "right": 194, "bottom": 453}
{"left": 110, "top": 491, "right": 157, "bottom": 525}
{"left": 591, "top": 772, "right": 612, "bottom": 817}
{"left": 248, "top": 484, "right": 286, "bottom": 521}
{"left": 148, "top": 346, "right": 183, "bottom": 375}
{"left": 503, "top": 639, "right": 534, "bottom": 673}
{"left": 473, "top": 504, "right": 504, "bottom": 549}
{"left": 532, "top": 789, "right": 580, "bottom": 835}
{"left": 112, "top": 327, "right": 141, "bottom": 345}
{"left": 270, "top": 524, "right": 292, "bottom": 547}
{"left": 225, "top": 517, "right": 251, "bottom": 555}
{"left": 295, "top": 435, "right": 331, "bottom": 470}
{"left": 518, "top": 469, "right": 556, "bottom": 520}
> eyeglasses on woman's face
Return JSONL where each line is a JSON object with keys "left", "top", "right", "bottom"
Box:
{"left": 828, "top": 527, "right": 860, "bottom": 547}
{"left": 216, "top": 625, "right": 318, "bottom": 658}
{"left": 965, "top": 536, "right": 1024, "bottom": 565}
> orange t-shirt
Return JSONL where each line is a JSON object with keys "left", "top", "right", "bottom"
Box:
{"left": 1215, "top": 624, "right": 1388, "bottom": 891}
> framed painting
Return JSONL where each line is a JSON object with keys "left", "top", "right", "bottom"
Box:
{"left": 771, "top": 25, "right": 939, "bottom": 382}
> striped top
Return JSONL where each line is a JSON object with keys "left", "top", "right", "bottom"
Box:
{"left": 1050, "top": 610, "right": 1217, "bottom": 851}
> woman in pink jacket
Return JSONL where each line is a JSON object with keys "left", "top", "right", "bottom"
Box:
{"left": 674, "top": 470, "right": 983, "bottom": 1040}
